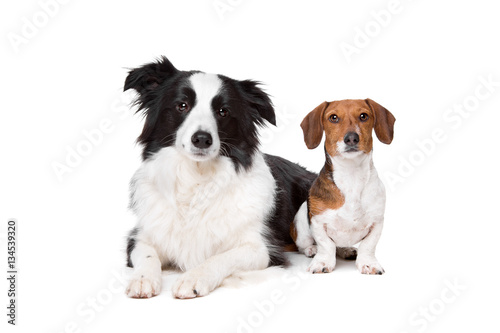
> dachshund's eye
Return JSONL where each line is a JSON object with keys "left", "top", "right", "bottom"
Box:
{"left": 218, "top": 108, "right": 229, "bottom": 117}
{"left": 329, "top": 114, "right": 339, "bottom": 123}
{"left": 177, "top": 102, "right": 190, "bottom": 112}
{"left": 360, "top": 113, "right": 369, "bottom": 122}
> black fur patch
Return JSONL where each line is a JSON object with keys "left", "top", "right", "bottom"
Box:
{"left": 124, "top": 57, "right": 200, "bottom": 160}
{"left": 263, "top": 154, "right": 317, "bottom": 266}
{"left": 126, "top": 227, "right": 139, "bottom": 268}
{"left": 212, "top": 75, "right": 275, "bottom": 171}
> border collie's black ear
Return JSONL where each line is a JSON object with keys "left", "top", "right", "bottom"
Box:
{"left": 239, "top": 80, "right": 276, "bottom": 126}
{"left": 124, "top": 56, "right": 178, "bottom": 94}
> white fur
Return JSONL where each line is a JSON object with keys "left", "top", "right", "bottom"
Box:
{"left": 336, "top": 139, "right": 364, "bottom": 158}
{"left": 298, "top": 150, "right": 386, "bottom": 274}
{"left": 175, "top": 73, "right": 222, "bottom": 161}
{"left": 327, "top": 151, "right": 385, "bottom": 246}
{"left": 125, "top": 242, "right": 162, "bottom": 298}
{"left": 293, "top": 202, "right": 317, "bottom": 257}
{"left": 127, "top": 147, "right": 277, "bottom": 298}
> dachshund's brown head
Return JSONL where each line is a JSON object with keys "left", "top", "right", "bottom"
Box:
{"left": 300, "top": 99, "right": 395, "bottom": 158}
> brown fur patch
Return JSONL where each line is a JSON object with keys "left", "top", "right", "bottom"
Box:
{"left": 286, "top": 223, "right": 299, "bottom": 252}
{"left": 365, "top": 98, "right": 396, "bottom": 144}
{"left": 308, "top": 158, "right": 345, "bottom": 217}
{"left": 289, "top": 221, "right": 297, "bottom": 242}
{"left": 300, "top": 101, "right": 329, "bottom": 149}
{"left": 284, "top": 243, "right": 298, "bottom": 252}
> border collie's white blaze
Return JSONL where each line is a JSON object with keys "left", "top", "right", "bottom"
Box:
{"left": 175, "top": 73, "right": 222, "bottom": 161}
{"left": 124, "top": 57, "right": 316, "bottom": 299}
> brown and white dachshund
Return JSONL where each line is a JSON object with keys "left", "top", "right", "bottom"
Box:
{"left": 292, "top": 99, "right": 395, "bottom": 274}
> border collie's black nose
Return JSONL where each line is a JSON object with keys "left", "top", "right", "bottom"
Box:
{"left": 191, "top": 131, "right": 213, "bottom": 149}
{"left": 344, "top": 132, "right": 359, "bottom": 146}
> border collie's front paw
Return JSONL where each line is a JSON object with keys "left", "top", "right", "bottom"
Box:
{"left": 126, "top": 275, "right": 162, "bottom": 298}
{"left": 307, "top": 255, "right": 336, "bottom": 273}
{"left": 356, "top": 256, "right": 385, "bottom": 275}
{"left": 172, "top": 271, "right": 214, "bottom": 299}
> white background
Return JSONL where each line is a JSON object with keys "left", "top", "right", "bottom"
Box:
{"left": 1, "top": 0, "right": 499, "bottom": 332}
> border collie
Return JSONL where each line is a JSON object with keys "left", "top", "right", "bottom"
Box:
{"left": 124, "top": 56, "right": 316, "bottom": 298}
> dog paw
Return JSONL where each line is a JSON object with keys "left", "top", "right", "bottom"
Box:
{"left": 307, "top": 255, "right": 336, "bottom": 274}
{"left": 356, "top": 257, "right": 384, "bottom": 275}
{"left": 337, "top": 247, "right": 357, "bottom": 260}
{"left": 172, "top": 271, "right": 215, "bottom": 299}
{"left": 126, "top": 275, "right": 162, "bottom": 298}
{"left": 304, "top": 245, "right": 317, "bottom": 258}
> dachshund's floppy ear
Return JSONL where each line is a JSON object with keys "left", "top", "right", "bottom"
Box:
{"left": 300, "top": 101, "right": 329, "bottom": 149}
{"left": 124, "top": 56, "right": 178, "bottom": 94}
{"left": 365, "top": 98, "right": 396, "bottom": 145}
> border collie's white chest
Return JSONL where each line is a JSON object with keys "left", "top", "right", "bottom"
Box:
{"left": 130, "top": 147, "right": 276, "bottom": 271}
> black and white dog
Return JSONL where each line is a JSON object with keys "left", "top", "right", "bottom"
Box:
{"left": 124, "top": 57, "right": 315, "bottom": 299}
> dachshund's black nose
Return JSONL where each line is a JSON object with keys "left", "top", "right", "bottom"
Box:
{"left": 344, "top": 132, "right": 359, "bottom": 147}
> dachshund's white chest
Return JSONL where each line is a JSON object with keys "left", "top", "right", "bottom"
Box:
{"left": 314, "top": 154, "right": 386, "bottom": 247}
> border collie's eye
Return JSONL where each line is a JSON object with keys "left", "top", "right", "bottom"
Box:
{"left": 177, "top": 102, "right": 189, "bottom": 112}
{"left": 218, "top": 108, "right": 229, "bottom": 118}
{"left": 360, "top": 113, "right": 369, "bottom": 122}
{"left": 329, "top": 114, "right": 339, "bottom": 123}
